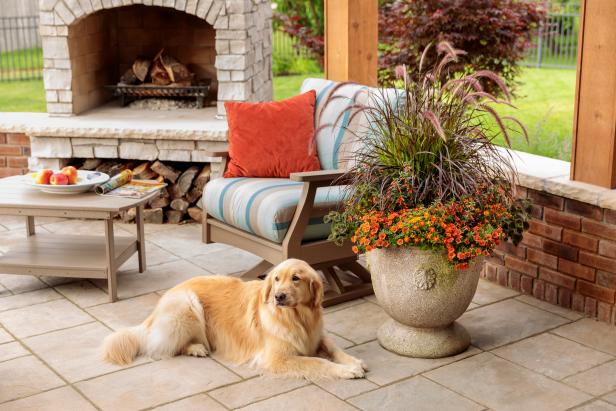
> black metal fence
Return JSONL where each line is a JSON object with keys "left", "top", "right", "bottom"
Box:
{"left": 523, "top": 2, "right": 579, "bottom": 69}
{"left": 0, "top": 16, "right": 42, "bottom": 81}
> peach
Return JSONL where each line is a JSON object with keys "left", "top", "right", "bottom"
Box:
{"left": 49, "top": 172, "right": 69, "bottom": 185}
{"left": 61, "top": 166, "right": 78, "bottom": 185}
{"left": 34, "top": 169, "right": 53, "bottom": 185}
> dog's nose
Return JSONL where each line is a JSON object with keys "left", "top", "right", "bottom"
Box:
{"left": 275, "top": 293, "right": 286, "bottom": 303}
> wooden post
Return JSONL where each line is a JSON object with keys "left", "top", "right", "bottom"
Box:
{"left": 324, "top": 0, "right": 378, "bottom": 86}
{"left": 571, "top": 0, "right": 616, "bottom": 188}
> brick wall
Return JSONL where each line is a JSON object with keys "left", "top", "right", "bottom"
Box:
{"left": 484, "top": 186, "right": 616, "bottom": 326}
{"left": 0, "top": 133, "right": 30, "bottom": 177}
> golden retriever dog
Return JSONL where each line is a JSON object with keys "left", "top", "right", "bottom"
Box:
{"left": 102, "top": 258, "right": 367, "bottom": 379}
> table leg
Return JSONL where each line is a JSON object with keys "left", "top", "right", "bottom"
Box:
{"left": 136, "top": 205, "right": 146, "bottom": 273}
{"left": 105, "top": 218, "right": 117, "bottom": 302}
{"left": 26, "top": 216, "right": 35, "bottom": 237}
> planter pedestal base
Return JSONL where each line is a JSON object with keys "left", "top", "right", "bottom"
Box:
{"left": 377, "top": 318, "right": 470, "bottom": 359}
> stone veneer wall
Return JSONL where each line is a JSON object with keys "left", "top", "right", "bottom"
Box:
{"left": 40, "top": 0, "right": 273, "bottom": 116}
{"left": 485, "top": 186, "right": 616, "bottom": 326}
{"left": 26, "top": 135, "right": 226, "bottom": 178}
{"left": 0, "top": 133, "right": 30, "bottom": 178}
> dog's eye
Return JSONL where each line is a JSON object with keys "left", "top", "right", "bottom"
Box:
{"left": 292, "top": 275, "right": 300, "bottom": 282}
{"left": 274, "top": 276, "right": 279, "bottom": 282}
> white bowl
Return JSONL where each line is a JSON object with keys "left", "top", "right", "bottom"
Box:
{"left": 28, "top": 170, "right": 110, "bottom": 194}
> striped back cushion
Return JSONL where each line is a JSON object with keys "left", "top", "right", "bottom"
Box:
{"left": 301, "top": 78, "right": 401, "bottom": 170}
{"left": 301, "top": 78, "right": 371, "bottom": 170}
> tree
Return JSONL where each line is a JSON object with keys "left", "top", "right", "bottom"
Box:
{"left": 274, "top": 1, "right": 324, "bottom": 65}
{"left": 379, "top": 0, "right": 546, "bottom": 92}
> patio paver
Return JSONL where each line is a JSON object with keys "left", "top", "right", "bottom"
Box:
{"left": 0, "top": 386, "right": 96, "bottom": 411}
{"left": 0, "top": 356, "right": 64, "bottom": 403}
{"left": 348, "top": 375, "right": 484, "bottom": 411}
{"left": 426, "top": 352, "right": 592, "bottom": 411}
{"left": 563, "top": 360, "right": 616, "bottom": 396}
{"left": 459, "top": 299, "right": 570, "bottom": 350}
{"left": 493, "top": 333, "right": 614, "bottom": 379}
{"left": 75, "top": 356, "right": 240, "bottom": 411}
{"left": 1, "top": 220, "right": 616, "bottom": 410}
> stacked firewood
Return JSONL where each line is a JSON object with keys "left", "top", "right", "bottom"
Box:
{"left": 78, "top": 159, "right": 210, "bottom": 224}
{"left": 119, "top": 49, "right": 194, "bottom": 87}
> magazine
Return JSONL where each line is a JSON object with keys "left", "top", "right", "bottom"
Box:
{"left": 101, "top": 179, "right": 167, "bottom": 199}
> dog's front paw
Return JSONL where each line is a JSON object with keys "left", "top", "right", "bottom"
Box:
{"left": 184, "top": 343, "right": 208, "bottom": 357}
{"left": 338, "top": 363, "right": 365, "bottom": 379}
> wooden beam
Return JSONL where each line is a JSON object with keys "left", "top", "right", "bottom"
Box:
{"left": 324, "top": 0, "right": 378, "bottom": 86}
{"left": 571, "top": 0, "right": 616, "bottom": 188}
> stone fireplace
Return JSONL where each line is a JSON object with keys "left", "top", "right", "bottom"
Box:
{"left": 15, "top": 0, "right": 273, "bottom": 183}
{"left": 40, "top": 0, "right": 273, "bottom": 116}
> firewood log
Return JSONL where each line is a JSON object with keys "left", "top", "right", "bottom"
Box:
{"left": 160, "top": 54, "right": 193, "bottom": 85}
{"left": 176, "top": 166, "right": 200, "bottom": 197}
{"left": 193, "top": 165, "right": 211, "bottom": 191}
{"left": 119, "top": 68, "right": 139, "bottom": 85}
{"left": 185, "top": 187, "right": 202, "bottom": 205}
{"left": 150, "top": 58, "right": 171, "bottom": 85}
{"left": 132, "top": 56, "right": 151, "bottom": 82}
{"left": 151, "top": 161, "right": 180, "bottom": 183}
{"left": 170, "top": 198, "right": 189, "bottom": 213}
{"left": 81, "top": 159, "right": 102, "bottom": 170}
{"left": 166, "top": 210, "right": 185, "bottom": 224}
{"left": 187, "top": 207, "right": 203, "bottom": 223}
{"left": 144, "top": 208, "right": 164, "bottom": 224}
{"left": 150, "top": 196, "right": 170, "bottom": 209}
{"left": 133, "top": 162, "right": 158, "bottom": 180}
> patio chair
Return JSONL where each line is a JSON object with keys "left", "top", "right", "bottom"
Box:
{"left": 201, "top": 78, "right": 388, "bottom": 306}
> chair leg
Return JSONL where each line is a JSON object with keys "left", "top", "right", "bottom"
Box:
{"left": 202, "top": 214, "right": 211, "bottom": 244}
{"left": 340, "top": 261, "right": 372, "bottom": 283}
{"left": 315, "top": 259, "right": 374, "bottom": 308}
{"left": 240, "top": 260, "right": 273, "bottom": 280}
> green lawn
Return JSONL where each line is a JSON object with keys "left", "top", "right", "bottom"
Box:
{"left": 0, "top": 68, "right": 575, "bottom": 160}
{"left": 493, "top": 68, "right": 576, "bottom": 160}
{"left": 0, "top": 79, "right": 46, "bottom": 112}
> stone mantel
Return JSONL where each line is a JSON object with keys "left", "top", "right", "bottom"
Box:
{"left": 0, "top": 106, "right": 228, "bottom": 141}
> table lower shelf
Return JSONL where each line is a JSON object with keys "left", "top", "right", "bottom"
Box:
{"left": 0, "top": 233, "right": 137, "bottom": 279}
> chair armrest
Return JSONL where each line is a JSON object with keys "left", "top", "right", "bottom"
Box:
{"left": 289, "top": 169, "right": 346, "bottom": 183}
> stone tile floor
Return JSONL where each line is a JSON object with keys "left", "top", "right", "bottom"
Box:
{"left": 1, "top": 217, "right": 616, "bottom": 410}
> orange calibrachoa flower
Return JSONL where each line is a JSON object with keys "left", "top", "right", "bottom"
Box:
{"left": 349, "top": 195, "right": 509, "bottom": 269}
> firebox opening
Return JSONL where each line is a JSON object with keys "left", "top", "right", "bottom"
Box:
{"left": 68, "top": 5, "right": 217, "bottom": 114}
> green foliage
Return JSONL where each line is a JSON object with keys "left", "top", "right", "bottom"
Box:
{"left": 379, "top": 0, "right": 547, "bottom": 94}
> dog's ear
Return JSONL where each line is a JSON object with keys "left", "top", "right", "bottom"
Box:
{"left": 310, "top": 274, "right": 323, "bottom": 309}
{"left": 262, "top": 271, "right": 274, "bottom": 304}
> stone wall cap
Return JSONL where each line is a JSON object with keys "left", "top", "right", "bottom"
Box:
{"left": 0, "top": 105, "right": 228, "bottom": 141}
{"left": 505, "top": 148, "right": 616, "bottom": 211}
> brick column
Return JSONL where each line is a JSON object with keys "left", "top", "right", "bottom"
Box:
{"left": 0, "top": 133, "right": 31, "bottom": 177}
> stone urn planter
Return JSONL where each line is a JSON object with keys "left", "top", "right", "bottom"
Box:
{"left": 367, "top": 247, "right": 482, "bottom": 358}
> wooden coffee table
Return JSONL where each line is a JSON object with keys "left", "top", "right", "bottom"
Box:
{"left": 0, "top": 175, "right": 160, "bottom": 302}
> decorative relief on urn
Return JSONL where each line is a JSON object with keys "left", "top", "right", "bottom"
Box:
{"left": 412, "top": 268, "right": 437, "bottom": 290}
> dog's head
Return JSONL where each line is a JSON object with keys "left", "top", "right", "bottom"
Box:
{"left": 262, "top": 259, "right": 323, "bottom": 309}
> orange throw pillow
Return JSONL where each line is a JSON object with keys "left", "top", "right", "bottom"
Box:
{"left": 224, "top": 90, "right": 321, "bottom": 178}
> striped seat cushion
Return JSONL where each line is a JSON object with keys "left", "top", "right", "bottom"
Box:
{"left": 203, "top": 177, "right": 346, "bottom": 244}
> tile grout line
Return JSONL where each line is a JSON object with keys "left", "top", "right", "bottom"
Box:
{"left": 513, "top": 295, "right": 586, "bottom": 322}
{"left": 0, "top": 290, "right": 65, "bottom": 314}
{"left": 0, "top": 321, "right": 102, "bottom": 411}
{"left": 420, "top": 373, "right": 491, "bottom": 410}
{"left": 489, "top": 345, "right": 613, "bottom": 393}
{"left": 343, "top": 347, "right": 486, "bottom": 402}
{"left": 546, "top": 328, "right": 616, "bottom": 357}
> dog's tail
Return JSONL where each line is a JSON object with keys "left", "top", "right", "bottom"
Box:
{"left": 102, "top": 325, "right": 146, "bottom": 366}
